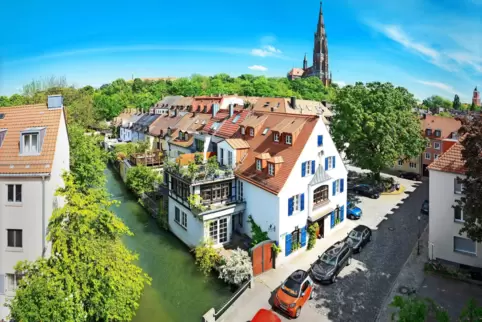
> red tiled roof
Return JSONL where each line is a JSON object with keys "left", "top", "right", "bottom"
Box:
{"left": 421, "top": 115, "right": 461, "bottom": 139}
{"left": 236, "top": 113, "right": 318, "bottom": 195}
{"left": 149, "top": 115, "right": 182, "bottom": 136}
{"left": 225, "top": 139, "right": 250, "bottom": 149}
{"left": 203, "top": 109, "right": 251, "bottom": 138}
{"left": 427, "top": 142, "right": 465, "bottom": 174}
{"left": 0, "top": 104, "right": 65, "bottom": 175}
{"left": 169, "top": 113, "right": 212, "bottom": 147}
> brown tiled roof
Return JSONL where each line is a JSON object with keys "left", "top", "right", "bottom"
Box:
{"left": 288, "top": 68, "right": 304, "bottom": 76}
{"left": 428, "top": 142, "right": 465, "bottom": 174}
{"left": 169, "top": 113, "right": 212, "bottom": 147}
{"left": 422, "top": 115, "right": 461, "bottom": 138}
{"left": 149, "top": 115, "right": 183, "bottom": 136}
{"left": 192, "top": 97, "right": 223, "bottom": 113}
{"left": 202, "top": 109, "right": 251, "bottom": 138}
{"left": 252, "top": 98, "right": 287, "bottom": 113}
{"left": 225, "top": 139, "right": 250, "bottom": 149}
{"left": 257, "top": 153, "right": 271, "bottom": 160}
{"left": 236, "top": 113, "right": 318, "bottom": 195}
{"left": 240, "top": 113, "right": 269, "bottom": 129}
{"left": 0, "top": 104, "right": 64, "bottom": 175}
{"left": 269, "top": 156, "right": 284, "bottom": 164}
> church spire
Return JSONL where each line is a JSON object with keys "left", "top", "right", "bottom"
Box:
{"left": 303, "top": 53, "right": 308, "bottom": 70}
{"left": 318, "top": 1, "right": 325, "bottom": 28}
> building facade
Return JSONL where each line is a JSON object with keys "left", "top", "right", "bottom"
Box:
{"left": 0, "top": 97, "right": 70, "bottom": 320}
{"left": 473, "top": 87, "right": 480, "bottom": 107}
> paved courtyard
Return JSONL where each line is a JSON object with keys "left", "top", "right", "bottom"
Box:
{"left": 219, "top": 168, "right": 428, "bottom": 322}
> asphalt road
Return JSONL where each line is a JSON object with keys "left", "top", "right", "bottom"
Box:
{"left": 310, "top": 179, "right": 429, "bottom": 322}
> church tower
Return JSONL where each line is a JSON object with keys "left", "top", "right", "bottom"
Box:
{"left": 312, "top": 1, "right": 331, "bottom": 86}
{"left": 303, "top": 53, "right": 308, "bottom": 70}
{"left": 473, "top": 87, "right": 481, "bottom": 107}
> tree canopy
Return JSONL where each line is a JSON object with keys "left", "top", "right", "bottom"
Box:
{"left": 422, "top": 95, "right": 452, "bottom": 111}
{"left": 331, "top": 82, "right": 426, "bottom": 179}
{"left": 453, "top": 94, "right": 461, "bottom": 110}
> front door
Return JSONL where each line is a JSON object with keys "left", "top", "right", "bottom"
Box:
{"left": 318, "top": 219, "right": 324, "bottom": 238}
{"left": 232, "top": 214, "right": 237, "bottom": 234}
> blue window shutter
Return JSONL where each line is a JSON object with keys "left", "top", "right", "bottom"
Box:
{"left": 301, "top": 226, "right": 307, "bottom": 247}
{"left": 301, "top": 162, "right": 306, "bottom": 177}
{"left": 325, "top": 158, "right": 328, "bottom": 170}
{"left": 285, "top": 234, "right": 292, "bottom": 256}
{"left": 340, "top": 179, "right": 345, "bottom": 193}
{"left": 332, "top": 181, "right": 336, "bottom": 196}
{"left": 288, "top": 197, "right": 294, "bottom": 216}
{"left": 330, "top": 212, "right": 335, "bottom": 228}
{"left": 332, "top": 156, "right": 336, "bottom": 169}
{"left": 300, "top": 193, "right": 305, "bottom": 211}
{"left": 311, "top": 160, "right": 315, "bottom": 174}
{"left": 341, "top": 205, "right": 345, "bottom": 222}
{"left": 317, "top": 135, "right": 323, "bottom": 146}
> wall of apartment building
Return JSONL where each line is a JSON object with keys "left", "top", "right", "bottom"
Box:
{"left": 389, "top": 156, "right": 422, "bottom": 174}
{"left": 168, "top": 197, "right": 204, "bottom": 248}
{"left": 428, "top": 170, "right": 482, "bottom": 267}
{"left": 423, "top": 138, "right": 444, "bottom": 165}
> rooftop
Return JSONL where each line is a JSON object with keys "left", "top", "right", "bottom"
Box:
{"left": 421, "top": 115, "right": 461, "bottom": 139}
{"left": 428, "top": 142, "right": 466, "bottom": 175}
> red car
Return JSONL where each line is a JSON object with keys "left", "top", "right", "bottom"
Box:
{"left": 251, "top": 308, "right": 281, "bottom": 322}
{"left": 273, "top": 270, "right": 314, "bottom": 318}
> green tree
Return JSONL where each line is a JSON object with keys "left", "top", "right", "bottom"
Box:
{"left": 331, "top": 82, "right": 426, "bottom": 181}
{"left": 455, "top": 115, "right": 482, "bottom": 241}
{"left": 453, "top": 94, "right": 461, "bottom": 110}
{"left": 422, "top": 95, "right": 452, "bottom": 111}
{"left": 126, "top": 165, "right": 161, "bottom": 196}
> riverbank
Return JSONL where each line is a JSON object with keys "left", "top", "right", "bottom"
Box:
{"left": 105, "top": 166, "right": 232, "bottom": 322}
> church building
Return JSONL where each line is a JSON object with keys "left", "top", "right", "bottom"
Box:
{"left": 287, "top": 1, "right": 332, "bottom": 86}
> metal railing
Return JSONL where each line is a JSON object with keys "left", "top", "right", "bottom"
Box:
{"left": 213, "top": 278, "right": 252, "bottom": 320}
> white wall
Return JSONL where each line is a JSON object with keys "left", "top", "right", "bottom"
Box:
{"left": 120, "top": 127, "right": 132, "bottom": 141}
{"left": 216, "top": 141, "right": 236, "bottom": 168}
{"left": 221, "top": 97, "right": 244, "bottom": 110}
{"left": 168, "top": 198, "right": 204, "bottom": 248}
{"left": 429, "top": 170, "right": 482, "bottom": 267}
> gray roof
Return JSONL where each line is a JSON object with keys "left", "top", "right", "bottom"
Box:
{"left": 310, "top": 165, "right": 332, "bottom": 186}
{"left": 123, "top": 113, "right": 145, "bottom": 127}
{"left": 153, "top": 96, "right": 183, "bottom": 108}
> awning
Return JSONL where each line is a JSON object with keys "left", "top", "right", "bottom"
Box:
{"left": 308, "top": 206, "right": 335, "bottom": 222}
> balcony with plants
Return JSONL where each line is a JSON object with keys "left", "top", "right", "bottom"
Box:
{"left": 164, "top": 155, "right": 235, "bottom": 185}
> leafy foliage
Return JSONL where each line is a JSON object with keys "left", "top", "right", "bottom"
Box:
{"left": 307, "top": 223, "right": 319, "bottom": 250}
{"left": 455, "top": 116, "right": 482, "bottom": 242}
{"left": 126, "top": 165, "right": 161, "bottom": 196}
{"left": 331, "top": 82, "right": 426, "bottom": 180}
{"left": 188, "top": 194, "right": 208, "bottom": 212}
{"left": 193, "top": 240, "right": 221, "bottom": 276}
{"left": 422, "top": 95, "right": 452, "bottom": 112}
{"left": 218, "top": 248, "right": 253, "bottom": 286}
{"left": 247, "top": 215, "right": 269, "bottom": 246}
{"left": 453, "top": 94, "right": 461, "bottom": 110}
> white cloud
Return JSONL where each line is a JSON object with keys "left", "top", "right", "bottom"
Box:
{"left": 380, "top": 25, "right": 440, "bottom": 60}
{"left": 333, "top": 80, "right": 347, "bottom": 87}
{"left": 416, "top": 80, "right": 456, "bottom": 94}
{"left": 248, "top": 65, "right": 268, "bottom": 71}
{"left": 250, "top": 45, "right": 282, "bottom": 57}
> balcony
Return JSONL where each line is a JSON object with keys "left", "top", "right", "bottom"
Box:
{"left": 191, "top": 195, "right": 246, "bottom": 217}
{"left": 130, "top": 150, "right": 164, "bottom": 166}
{"left": 165, "top": 162, "right": 235, "bottom": 185}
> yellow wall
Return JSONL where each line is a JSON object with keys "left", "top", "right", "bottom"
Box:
{"left": 389, "top": 155, "right": 421, "bottom": 174}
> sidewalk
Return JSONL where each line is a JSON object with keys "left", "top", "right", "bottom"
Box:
{"left": 376, "top": 225, "right": 429, "bottom": 322}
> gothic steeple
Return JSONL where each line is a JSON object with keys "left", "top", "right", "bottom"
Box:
{"left": 303, "top": 53, "right": 308, "bottom": 70}
{"left": 312, "top": 1, "right": 330, "bottom": 86}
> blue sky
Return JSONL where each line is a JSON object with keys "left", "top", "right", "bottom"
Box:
{"left": 1, "top": 0, "right": 480, "bottom": 102}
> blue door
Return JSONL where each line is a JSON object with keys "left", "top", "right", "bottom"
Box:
{"left": 285, "top": 234, "right": 292, "bottom": 256}
{"left": 301, "top": 226, "right": 307, "bottom": 247}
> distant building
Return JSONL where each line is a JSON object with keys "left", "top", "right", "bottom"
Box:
{"left": 473, "top": 87, "right": 480, "bottom": 107}
{"left": 287, "top": 2, "right": 332, "bottom": 86}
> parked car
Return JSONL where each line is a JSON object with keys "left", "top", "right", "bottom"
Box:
{"left": 273, "top": 270, "right": 314, "bottom": 318}
{"left": 347, "top": 202, "right": 362, "bottom": 219}
{"left": 310, "top": 242, "right": 353, "bottom": 284}
{"left": 421, "top": 200, "right": 429, "bottom": 215}
{"left": 251, "top": 308, "right": 281, "bottom": 322}
{"left": 345, "top": 225, "right": 372, "bottom": 253}
{"left": 352, "top": 184, "right": 380, "bottom": 199}
{"left": 399, "top": 171, "right": 421, "bottom": 181}
{"left": 348, "top": 170, "right": 360, "bottom": 180}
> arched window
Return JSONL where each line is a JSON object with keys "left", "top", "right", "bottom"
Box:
{"left": 314, "top": 185, "right": 329, "bottom": 205}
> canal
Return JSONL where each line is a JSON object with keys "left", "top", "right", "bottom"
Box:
{"left": 105, "top": 167, "right": 232, "bottom": 322}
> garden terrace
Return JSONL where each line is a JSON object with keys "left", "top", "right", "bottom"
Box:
{"left": 129, "top": 150, "right": 164, "bottom": 166}
{"left": 165, "top": 162, "right": 235, "bottom": 185}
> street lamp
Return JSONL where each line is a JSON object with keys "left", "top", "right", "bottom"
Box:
{"left": 417, "top": 215, "right": 421, "bottom": 256}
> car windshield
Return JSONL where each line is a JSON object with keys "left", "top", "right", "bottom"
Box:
{"left": 320, "top": 253, "right": 337, "bottom": 266}
{"left": 349, "top": 230, "right": 362, "bottom": 240}
{"left": 281, "top": 277, "right": 301, "bottom": 297}
{"left": 348, "top": 203, "right": 355, "bottom": 209}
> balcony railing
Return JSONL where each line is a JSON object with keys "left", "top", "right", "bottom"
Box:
{"left": 130, "top": 150, "right": 164, "bottom": 166}
{"left": 192, "top": 196, "right": 246, "bottom": 216}
{"left": 165, "top": 162, "right": 235, "bottom": 184}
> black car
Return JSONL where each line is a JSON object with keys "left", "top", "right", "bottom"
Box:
{"left": 421, "top": 200, "right": 429, "bottom": 215}
{"left": 310, "top": 242, "right": 353, "bottom": 284}
{"left": 345, "top": 225, "right": 372, "bottom": 253}
{"left": 399, "top": 171, "right": 421, "bottom": 181}
{"left": 352, "top": 184, "right": 380, "bottom": 199}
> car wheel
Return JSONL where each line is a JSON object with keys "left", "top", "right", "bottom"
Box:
{"left": 295, "top": 307, "right": 301, "bottom": 318}
{"left": 331, "top": 274, "right": 337, "bottom": 284}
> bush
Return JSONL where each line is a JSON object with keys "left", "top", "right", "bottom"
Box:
{"left": 126, "top": 165, "right": 161, "bottom": 196}
{"left": 307, "top": 223, "right": 319, "bottom": 250}
{"left": 194, "top": 240, "right": 221, "bottom": 276}
{"left": 218, "top": 248, "right": 253, "bottom": 286}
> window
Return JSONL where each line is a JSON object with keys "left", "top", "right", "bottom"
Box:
{"left": 313, "top": 185, "right": 329, "bottom": 205}
{"left": 291, "top": 228, "right": 300, "bottom": 246}
{"left": 306, "top": 161, "right": 311, "bottom": 175}
{"left": 454, "top": 178, "right": 464, "bottom": 194}
{"left": 262, "top": 128, "right": 269, "bottom": 135}
{"left": 273, "top": 132, "right": 279, "bottom": 142}
{"left": 268, "top": 163, "right": 275, "bottom": 176}
{"left": 237, "top": 181, "right": 244, "bottom": 200}
{"left": 293, "top": 194, "right": 300, "bottom": 212}
{"left": 425, "top": 152, "right": 431, "bottom": 160}
{"left": 426, "top": 129, "right": 432, "bottom": 136}
{"left": 7, "top": 184, "right": 22, "bottom": 203}
{"left": 434, "top": 130, "right": 441, "bottom": 137}
{"left": 175, "top": 207, "right": 180, "bottom": 223}
{"left": 256, "top": 159, "right": 262, "bottom": 171}
{"left": 181, "top": 211, "right": 187, "bottom": 228}
{"left": 409, "top": 162, "right": 417, "bottom": 169}
{"left": 317, "top": 135, "right": 323, "bottom": 147}
{"left": 200, "top": 183, "right": 231, "bottom": 203}
{"left": 209, "top": 217, "right": 229, "bottom": 244}
{"left": 195, "top": 139, "right": 204, "bottom": 152}
{"left": 454, "top": 206, "right": 464, "bottom": 222}
{"left": 6, "top": 274, "right": 22, "bottom": 292}
{"left": 434, "top": 154, "right": 440, "bottom": 160}
{"left": 241, "top": 127, "right": 245, "bottom": 135}
{"left": 232, "top": 115, "right": 241, "bottom": 123}
{"left": 7, "top": 229, "right": 22, "bottom": 248}
{"left": 178, "top": 132, "right": 184, "bottom": 140}
{"left": 433, "top": 141, "right": 441, "bottom": 150}
{"left": 285, "top": 135, "right": 292, "bottom": 145}
{"left": 454, "top": 236, "right": 476, "bottom": 255}
{"left": 334, "top": 180, "right": 340, "bottom": 194}
{"left": 398, "top": 160, "right": 403, "bottom": 166}
{"left": 326, "top": 156, "right": 334, "bottom": 170}
{"left": 249, "top": 128, "right": 254, "bottom": 137}
{"left": 22, "top": 132, "right": 40, "bottom": 154}
{"left": 426, "top": 141, "right": 431, "bottom": 148}
{"left": 171, "top": 177, "right": 190, "bottom": 201}
{"left": 211, "top": 122, "right": 221, "bottom": 130}
{"left": 220, "top": 148, "right": 224, "bottom": 164}
{"left": 228, "top": 151, "right": 233, "bottom": 165}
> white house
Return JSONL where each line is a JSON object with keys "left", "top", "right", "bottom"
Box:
{"left": 235, "top": 112, "right": 347, "bottom": 264}
{"left": 0, "top": 96, "right": 70, "bottom": 320}
{"left": 428, "top": 142, "right": 482, "bottom": 268}
{"left": 120, "top": 112, "right": 144, "bottom": 142}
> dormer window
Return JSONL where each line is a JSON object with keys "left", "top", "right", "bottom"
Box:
{"left": 434, "top": 129, "right": 441, "bottom": 137}
{"left": 20, "top": 128, "right": 45, "bottom": 155}
{"left": 241, "top": 127, "right": 245, "bottom": 135}
{"left": 268, "top": 163, "right": 275, "bottom": 176}
{"left": 256, "top": 159, "right": 262, "bottom": 171}
{"left": 273, "top": 132, "right": 279, "bottom": 142}
{"left": 285, "top": 134, "right": 292, "bottom": 145}
{"left": 178, "top": 132, "right": 184, "bottom": 140}
{"left": 249, "top": 128, "right": 254, "bottom": 137}
{"left": 426, "top": 129, "right": 432, "bottom": 136}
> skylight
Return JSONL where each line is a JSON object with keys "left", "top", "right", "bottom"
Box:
{"left": 0, "top": 113, "right": 5, "bottom": 120}
{"left": 211, "top": 122, "right": 221, "bottom": 130}
{"left": 262, "top": 128, "right": 270, "bottom": 135}
{"left": 0, "top": 129, "right": 6, "bottom": 148}
{"left": 232, "top": 114, "right": 241, "bottom": 123}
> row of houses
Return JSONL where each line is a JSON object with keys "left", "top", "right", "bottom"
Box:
{"left": 110, "top": 95, "right": 345, "bottom": 267}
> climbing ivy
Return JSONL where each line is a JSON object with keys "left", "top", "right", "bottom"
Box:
{"left": 247, "top": 215, "right": 269, "bottom": 246}
{"left": 307, "top": 223, "right": 319, "bottom": 250}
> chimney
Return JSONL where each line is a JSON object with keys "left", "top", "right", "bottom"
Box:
{"left": 290, "top": 96, "right": 296, "bottom": 109}
{"left": 173, "top": 109, "right": 177, "bottom": 117}
{"left": 47, "top": 95, "right": 63, "bottom": 109}
{"left": 212, "top": 103, "right": 218, "bottom": 117}
{"left": 229, "top": 104, "right": 234, "bottom": 118}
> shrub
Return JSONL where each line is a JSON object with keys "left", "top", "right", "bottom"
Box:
{"left": 307, "top": 223, "right": 319, "bottom": 250}
{"left": 218, "top": 248, "right": 253, "bottom": 286}
{"left": 247, "top": 215, "right": 269, "bottom": 246}
{"left": 194, "top": 240, "right": 221, "bottom": 276}
{"left": 126, "top": 165, "right": 161, "bottom": 197}
{"left": 194, "top": 153, "right": 203, "bottom": 165}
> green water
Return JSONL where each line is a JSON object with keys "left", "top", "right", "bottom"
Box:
{"left": 105, "top": 167, "right": 232, "bottom": 322}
